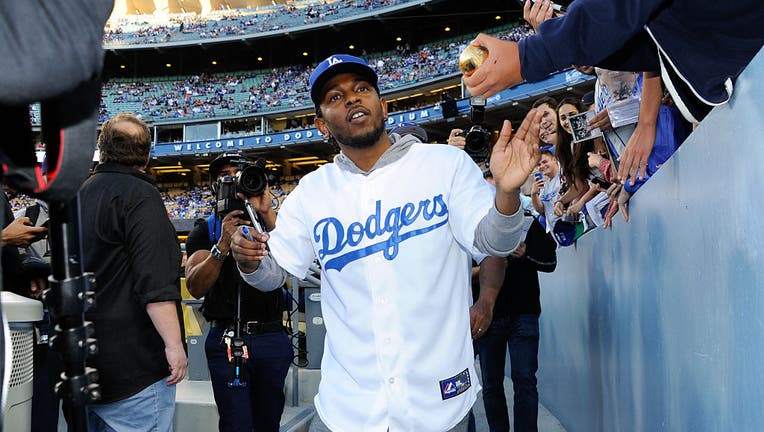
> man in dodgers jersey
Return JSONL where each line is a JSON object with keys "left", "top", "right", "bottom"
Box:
{"left": 231, "top": 54, "right": 543, "bottom": 432}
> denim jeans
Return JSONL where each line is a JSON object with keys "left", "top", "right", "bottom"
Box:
{"left": 206, "top": 326, "right": 293, "bottom": 432}
{"left": 475, "top": 315, "right": 539, "bottom": 432}
{"left": 87, "top": 377, "right": 176, "bottom": 432}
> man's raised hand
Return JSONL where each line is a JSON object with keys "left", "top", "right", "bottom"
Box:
{"left": 490, "top": 109, "right": 543, "bottom": 194}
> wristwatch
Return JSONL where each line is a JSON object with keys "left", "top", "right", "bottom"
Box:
{"left": 210, "top": 244, "right": 228, "bottom": 262}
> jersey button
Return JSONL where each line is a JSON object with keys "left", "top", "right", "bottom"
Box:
{"left": 388, "top": 377, "right": 395, "bottom": 384}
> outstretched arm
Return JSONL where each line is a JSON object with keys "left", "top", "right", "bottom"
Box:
{"left": 231, "top": 229, "right": 288, "bottom": 292}
{"left": 618, "top": 71, "right": 662, "bottom": 185}
{"left": 490, "top": 109, "right": 543, "bottom": 215}
{"left": 463, "top": 0, "right": 665, "bottom": 98}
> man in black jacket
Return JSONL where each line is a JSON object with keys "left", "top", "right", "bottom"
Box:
{"left": 472, "top": 216, "right": 557, "bottom": 432}
{"left": 78, "top": 113, "right": 187, "bottom": 431}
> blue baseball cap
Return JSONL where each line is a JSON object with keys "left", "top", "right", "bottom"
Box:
{"left": 552, "top": 218, "right": 583, "bottom": 247}
{"left": 309, "top": 54, "right": 379, "bottom": 107}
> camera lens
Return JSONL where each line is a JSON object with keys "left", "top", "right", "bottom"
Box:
{"left": 464, "top": 126, "right": 490, "bottom": 154}
{"left": 237, "top": 165, "right": 267, "bottom": 197}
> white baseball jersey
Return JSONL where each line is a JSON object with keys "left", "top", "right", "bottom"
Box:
{"left": 268, "top": 142, "right": 496, "bottom": 432}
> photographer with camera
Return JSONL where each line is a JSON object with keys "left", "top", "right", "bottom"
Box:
{"left": 185, "top": 153, "right": 292, "bottom": 432}
{"left": 447, "top": 97, "right": 493, "bottom": 163}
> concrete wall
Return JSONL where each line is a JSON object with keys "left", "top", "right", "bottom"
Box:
{"left": 536, "top": 48, "right": 764, "bottom": 432}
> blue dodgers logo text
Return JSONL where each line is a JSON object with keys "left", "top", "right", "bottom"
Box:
{"left": 313, "top": 195, "right": 448, "bottom": 271}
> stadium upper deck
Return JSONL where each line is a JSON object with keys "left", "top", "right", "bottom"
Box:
{"left": 104, "top": 0, "right": 423, "bottom": 49}
{"left": 30, "top": 23, "right": 535, "bottom": 126}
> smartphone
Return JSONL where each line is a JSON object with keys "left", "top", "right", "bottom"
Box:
{"left": 591, "top": 177, "right": 612, "bottom": 189}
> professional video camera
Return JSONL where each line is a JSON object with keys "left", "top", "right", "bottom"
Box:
{"left": 210, "top": 154, "right": 271, "bottom": 218}
{"left": 457, "top": 96, "right": 492, "bottom": 161}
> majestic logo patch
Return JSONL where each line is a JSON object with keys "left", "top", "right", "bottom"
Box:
{"left": 439, "top": 368, "right": 471, "bottom": 400}
{"left": 313, "top": 195, "right": 448, "bottom": 271}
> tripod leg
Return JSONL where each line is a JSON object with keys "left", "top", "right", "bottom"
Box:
{"left": 44, "top": 196, "right": 99, "bottom": 432}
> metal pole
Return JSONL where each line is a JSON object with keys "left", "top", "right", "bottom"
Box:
{"left": 44, "top": 195, "right": 99, "bottom": 432}
{"left": 290, "top": 276, "right": 300, "bottom": 407}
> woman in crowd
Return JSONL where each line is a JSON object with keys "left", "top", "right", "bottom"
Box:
{"left": 554, "top": 96, "right": 610, "bottom": 227}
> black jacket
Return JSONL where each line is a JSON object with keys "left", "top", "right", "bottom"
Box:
{"left": 79, "top": 163, "right": 182, "bottom": 403}
{"left": 473, "top": 218, "right": 557, "bottom": 318}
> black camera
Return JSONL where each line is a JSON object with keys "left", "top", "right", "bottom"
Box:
{"left": 457, "top": 96, "right": 492, "bottom": 160}
{"left": 212, "top": 155, "right": 270, "bottom": 218}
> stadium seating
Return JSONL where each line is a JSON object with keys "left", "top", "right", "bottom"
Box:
{"left": 28, "top": 23, "right": 533, "bottom": 126}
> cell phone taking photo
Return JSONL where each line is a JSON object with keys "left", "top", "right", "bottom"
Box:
{"left": 591, "top": 177, "right": 612, "bottom": 189}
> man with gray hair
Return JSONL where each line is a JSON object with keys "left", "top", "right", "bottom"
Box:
{"left": 77, "top": 113, "right": 187, "bottom": 431}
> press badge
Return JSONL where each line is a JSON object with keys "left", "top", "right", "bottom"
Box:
{"left": 439, "top": 368, "right": 471, "bottom": 400}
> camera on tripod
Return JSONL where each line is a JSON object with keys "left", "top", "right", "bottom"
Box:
{"left": 210, "top": 153, "right": 271, "bottom": 218}
{"left": 457, "top": 96, "right": 492, "bottom": 160}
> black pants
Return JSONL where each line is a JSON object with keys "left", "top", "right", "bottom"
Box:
{"left": 32, "top": 338, "right": 60, "bottom": 432}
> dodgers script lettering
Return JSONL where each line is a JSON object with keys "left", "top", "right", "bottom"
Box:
{"left": 313, "top": 194, "right": 448, "bottom": 271}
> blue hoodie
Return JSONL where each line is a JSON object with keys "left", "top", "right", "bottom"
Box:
{"left": 518, "top": 0, "right": 764, "bottom": 122}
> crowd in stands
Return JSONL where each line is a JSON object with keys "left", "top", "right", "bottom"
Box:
{"left": 9, "top": 178, "right": 300, "bottom": 222}
{"left": 7, "top": 193, "right": 36, "bottom": 214}
{"left": 103, "top": 0, "right": 413, "bottom": 46}
{"left": 517, "top": 72, "right": 689, "bottom": 247}
{"left": 27, "top": 22, "right": 533, "bottom": 126}
{"left": 158, "top": 180, "right": 297, "bottom": 220}
{"left": 161, "top": 187, "right": 215, "bottom": 220}
{"left": 93, "top": 23, "right": 534, "bottom": 125}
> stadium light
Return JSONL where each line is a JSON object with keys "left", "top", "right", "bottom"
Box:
{"left": 348, "top": 45, "right": 355, "bottom": 50}
{"left": 165, "top": 63, "right": 172, "bottom": 68}
{"left": 119, "top": 65, "right": 126, "bottom": 69}
{"left": 257, "top": 57, "right": 263, "bottom": 61}
{"left": 495, "top": 15, "right": 501, "bottom": 20}
{"left": 211, "top": 60, "right": 217, "bottom": 65}
{"left": 444, "top": 27, "right": 451, "bottom": 32}
{"left": 396, "top": 37, "right": 402, "bottom": 42}
{"left": 302, "top": 52, "right": 309, "bottom": 57}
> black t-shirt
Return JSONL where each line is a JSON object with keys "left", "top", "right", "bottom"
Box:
{"left": 473, "top": 218, "right": 557, "bottom": 318}
{"left": 185, "top": 218, "right": 284, "bottom": 323}
{"left": 79, "top": 163, "right": 183, "bottom": 404}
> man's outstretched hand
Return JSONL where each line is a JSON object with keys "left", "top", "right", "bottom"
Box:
{"left": 490, "top": 109, "right": 542, "bottom": 195}
{"left": 231, "top": 227, "right": 270, "bottom": 274}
